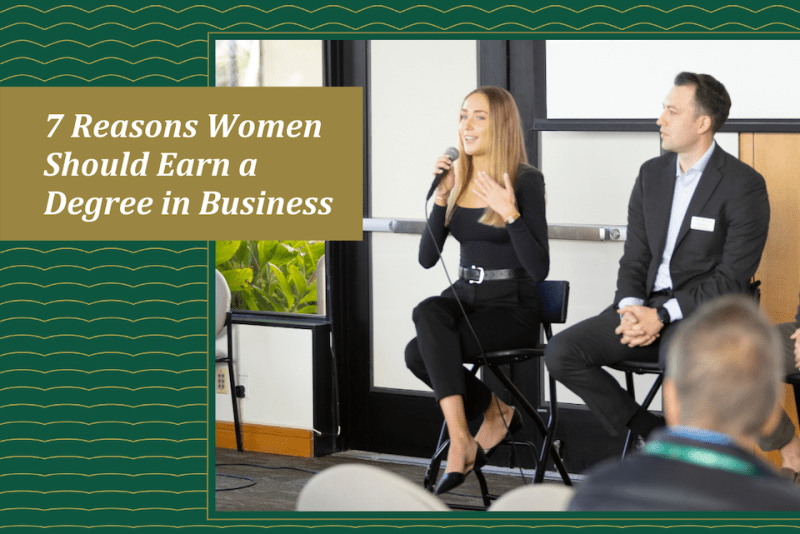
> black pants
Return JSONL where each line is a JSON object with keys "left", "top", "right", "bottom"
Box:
{"left": 405, "top": 278, "right": 541, "bottom": 422}
{"left": 544, "top": 296, "right": 677, "bottom": 436}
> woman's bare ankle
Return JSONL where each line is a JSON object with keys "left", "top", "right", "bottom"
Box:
{"left": 484, "top": 395, "right": 511, "bottom": 423}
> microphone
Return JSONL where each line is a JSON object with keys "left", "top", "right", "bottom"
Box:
{"left": 426, "top": 147, "right": 460, "bottom": 201}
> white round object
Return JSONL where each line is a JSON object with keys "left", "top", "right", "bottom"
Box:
{"left": 215, "top": 269, "right": 231, "bottom": 336}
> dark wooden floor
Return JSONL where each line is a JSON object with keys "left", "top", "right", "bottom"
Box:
{"left": 214, "top": 448, "right": 577, "bottom": 512}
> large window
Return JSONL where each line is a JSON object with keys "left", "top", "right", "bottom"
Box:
{"left": 214, "top": 40, "right": 323, "bottom": 87}
{"left": 215, "top": 240, "right": 324, "bottom": 314}
{"left": 213, "top": 40, "right": 326, "bottom": 314}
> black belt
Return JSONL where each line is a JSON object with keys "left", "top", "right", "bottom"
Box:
{"left": 651, "top": 288, "right": 673, "bottom": 297}
{"left": 458, "top": 266, "right": 528, "bottom": 284}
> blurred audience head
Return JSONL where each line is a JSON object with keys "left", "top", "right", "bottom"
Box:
{"left": 665, "top": 294, "right": 782, "bottom": 439}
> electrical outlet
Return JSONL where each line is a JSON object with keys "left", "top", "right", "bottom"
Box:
{"left": 237, "top": 374, "right": 249, "bottom": 398}
{"left": 216, "top": 367, "right": 228, "bottom": 394}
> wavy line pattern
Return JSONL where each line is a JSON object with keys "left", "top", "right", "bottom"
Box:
{"left": 0, "top": 240, "right": 208, "bottom": 524}
{"left": 3, "top": 4, "right": 800, "bottom": 15}
{"left": 0, "top": 351, "right": 206, "bottom": 357}
{"left": 0, "top": 437, "right": 204, "bottom": 442}
{"left": 1, "top": 490, "right": 205, "bottom": 494}
{"left": 1, "top": 299, "right": 206, "bottom": 305}
{"left": 1, "top": 282, "right": 205, "bottom": 288}
{"left": 6, "top": 2, "right": 796, "bottom": 531}
{"left": 0, "top": 420, "right": 206, "bottom": 426}
{"left": 0, "top": 334, "right": 206, "bottom": 340}
{"left": 0, "top": 455, "right": 205, "bottom": 460}
{"left": 2, "top": 4, "right": 799, "bottom": 88}
{"left": 0, "top": 478, "right": 207, "bottom": 482}
{"left": 3, "top": 506, "right": 205, "bottom": 512}
{"left": 0, "top": 247, "right": 207, "bottom": 253}
{"left": 6, "top": 19, "right": 800, "bottom": 32}
{"left": 0, "top": 527, "right": 796, "bottom": 531}
{"left": 1, "top": 56, "right": 206, "bottom": 65}
{"left": 0, "top": 265, "right": 204, "bottom": 271}
{"left": 2, "top": 403, "right": 205, "bottom": 408}
{"left": 0, "top": 73, "right": 208, "bottom": 83}
{"left": 0, "top": 370, "right": 204, "bottom": 374}
{"left": 0, "top": 316, "right": 206, "bottom": 323}
{"left": 0, "top": 386, "right": 204, "bottom": 392}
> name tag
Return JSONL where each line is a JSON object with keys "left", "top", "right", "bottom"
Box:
{"left": 691, "top": 216, "right": 715, "bottom": 232}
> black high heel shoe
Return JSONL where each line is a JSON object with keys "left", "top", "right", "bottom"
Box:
{"left": 484, "top": 407, "right": 523, "bottom": 457}
{"left": 434, "top": 443, "right": 488, "bottom": 496}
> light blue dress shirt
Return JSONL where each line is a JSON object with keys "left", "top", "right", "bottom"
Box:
{"left": 665, "top": 425, "right": 736, "bottom": 446}
{"left": 619, "top": 141, "right": 717, "bottom": 322}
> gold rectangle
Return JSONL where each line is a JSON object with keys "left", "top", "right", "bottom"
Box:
{"left": 0, "top": 87, "right": 363, "bottom": 240}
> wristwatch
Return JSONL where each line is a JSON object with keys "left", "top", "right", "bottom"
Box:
{"left": 656, "top": 306, "right": 671, "bottom": 326}
{"left": 506, "top": 211, "right": 520, "bottom": 225}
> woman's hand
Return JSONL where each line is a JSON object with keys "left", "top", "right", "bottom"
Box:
{"left": 473, "top": 171, "right": 517, "bottom": 220}
{"left": 433, "top": 153, "right": 456, "bottom": 206}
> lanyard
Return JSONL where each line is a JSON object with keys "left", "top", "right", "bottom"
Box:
{"left": 643, "top": 440, "right": 766, "bottom": 478}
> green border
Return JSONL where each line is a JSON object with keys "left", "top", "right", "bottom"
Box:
{"left": 3, "top": 2, "right": 800, "bottom": 532}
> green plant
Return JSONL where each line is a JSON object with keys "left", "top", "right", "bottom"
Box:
{"left": 215, "top": 240, "right": 324, "bottom": 314}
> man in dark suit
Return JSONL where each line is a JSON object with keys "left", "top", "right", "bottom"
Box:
{"left": 545, "top": 72, "right": 771, "bottom": 440}
{"left": 568, "top": 295, "right": 800, "bottom": 511}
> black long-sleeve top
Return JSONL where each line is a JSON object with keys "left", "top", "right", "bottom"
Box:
{"left": 419, "top": 165, "right": 549, "bottom": 282}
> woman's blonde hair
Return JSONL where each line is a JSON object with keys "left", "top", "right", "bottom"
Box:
{"left": 445, "top": 86, "right": 529, "bottom": 228}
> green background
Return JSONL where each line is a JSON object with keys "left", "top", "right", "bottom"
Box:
{"left": 2, "top": 1, "right": 800, "bottom": 532}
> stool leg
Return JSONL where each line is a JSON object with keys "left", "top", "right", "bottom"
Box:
{"left": 621, "top": 373, "right": 664, "bottom": 458}
{"left": 794, "top": 383, "right": 800, "bottom": 424}
{"left": 488, "top": 364, "right": 570, "bottom": 484}
{"left": 538, "top": 374, "right": 571, "bottom": 485}
{"left": 424, "top": 422, "right": 449, "bottom": 492}
{"left": 640, "top": 374, "right": 664, "bottom": 411}
{"left": 227, "top": 316, "right": 243, "bottom": 452}
{"left": 474, "top": 468, "right": 491, "bottom": 508}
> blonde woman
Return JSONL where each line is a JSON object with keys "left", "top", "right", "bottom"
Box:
{"left": 405, "top": 86, "right": 549, "bottom": 495}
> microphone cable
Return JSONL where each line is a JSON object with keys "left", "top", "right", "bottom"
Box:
{"left": 423, "top": 195, "right": 530, "bottom": 487}
{"left": 216, "top": 472, "right": 257, "bottom": 492}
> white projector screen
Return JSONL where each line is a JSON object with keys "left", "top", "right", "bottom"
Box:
{"left": 548, "top": 40, "right": 800, "bottom": 119}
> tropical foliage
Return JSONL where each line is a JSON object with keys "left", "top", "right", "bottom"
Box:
{"left": 215, "top": 240, "right": 324, "bottom": 314}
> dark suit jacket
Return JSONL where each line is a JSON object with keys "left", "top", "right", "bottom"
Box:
{"left": 569, "top": 430, "right": 800, "bottom": 511}
{"left": 614, "top": 144, "right": 770, "bottom": 318}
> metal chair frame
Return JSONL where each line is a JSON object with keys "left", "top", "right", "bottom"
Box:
{"left": 423, "top": 281, "right": 573, "bottom": 508}
{"left": 609, "top": 359, "right": 663, "bottom": 457}
{"left": 216, "top": 310, "right": 243, "bottom": 452}
{"left": 611, "top": 280, "right": 762, "bottom": 458}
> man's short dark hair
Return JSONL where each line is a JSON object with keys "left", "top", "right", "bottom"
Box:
{"left": 674, "top": 72, "right": 731, "bottom": 134}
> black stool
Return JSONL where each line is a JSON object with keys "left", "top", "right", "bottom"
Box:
{"left": 216, "top": 310, "right": 244, "bottom": 451}
{"left": 423, "top": 280, "right": 572, "bottom": 507}
{"left": 785, "top": 373, "right": 800, "bottom": 420}
{"left": 609, "top": 359, "right": 664, "bottom": 457}
{"left": 609, "top": 280, "right": 762, "bottom": 458}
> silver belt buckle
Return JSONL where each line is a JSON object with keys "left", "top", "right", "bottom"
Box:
{"left": 469, "top": 265, "right": 485, "bottom": 284}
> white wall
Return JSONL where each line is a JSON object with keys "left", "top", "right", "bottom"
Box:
{"left": 370, "top": 40, "right": 478, "bottom": 391}
{"left": 548, "top": 40, "right": 800, "bottom": 119}
{"left": 215, "top": 325, "right": 314, "bottom": 429}
{"left": 214, "top": 40, "right": 322, "bottom": 431}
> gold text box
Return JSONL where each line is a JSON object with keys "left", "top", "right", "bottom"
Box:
{"left": 0, "top": 87, "right": 363, "bottom": 240}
